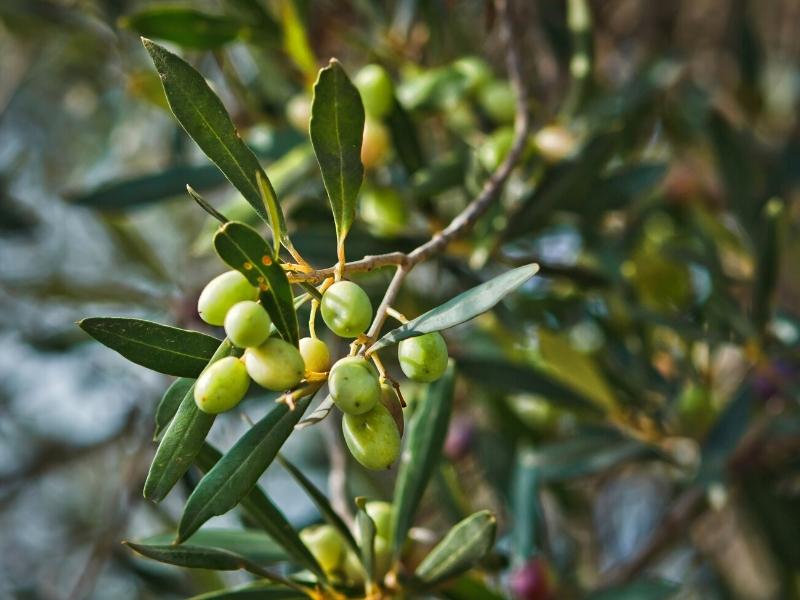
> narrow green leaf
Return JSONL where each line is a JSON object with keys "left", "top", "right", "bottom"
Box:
{"left": 279, "top": 0, "right": 317, "bottom": 80}
{"left": 121, "top": 8, "right": 244, "bottom": 50}
{"left": 196, "top": 444, "right": 327, "bottom": 581}
{"left": 369, "top": 263, "right": 539, "bottom": 352}
{"left": 78, "top": 317, "right": 221, "bottom": 378}
{"left": 440, "top": 575, "right": 506, "bottom": 600}
{"left": 141, "top": 529, "right": 288, "bottom": 564}
{"left": 188, "top": 185, "right": 229, "bottom": 224}
{"left": 414, "top": 510, "right": 497, "bottom": 587}
{"left": 213, "top": 221, "right": 299, "bottom": 346}
{"left": 257, "top": 171, "right": 283, "bottom": 257}
{"left": 178, "top": 395, "right": 313, "bottom": 541}
{"left": 386, "top": 97, "right": 425, "bottom": 174}
{"left": 355, "top": 497, "right": 376, "bottom": 584}
{"left": 391, "top": 362, "right": 455, "bottom": 557}
{"left": 310, "top": 59, "right": 365, "bottom": 249}
{"left": 278, "top": 454, "right": 359, "bottom": 555}
{"left": 511, "top": 446, "right": 540, "bottom": 563}
{"left": 154, "top": 377, "right": 194, "bottom": 440}
{"left": 144, "top": 340, "right": 235, "bottom": 502}
{"left": 587, "top": 580, "right": 678, "bottom": 600}
{"left": 190, "top": 582, "right": 307, "bottom": 600}
{"left": 753, "top": 198, "right": 785, "bottom": 335}
{"left": 295, "top": 395, "right": 335, "bottom": 430}
{"left": 141, "top": 39, "right": 288, "bottom": 241}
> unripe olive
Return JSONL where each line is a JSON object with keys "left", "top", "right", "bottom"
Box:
{"left": 359, "top": 187, "right": 409, "bottom": 237}
{"left": 299, "top": 336, "right": 331, "bottom": 373}
{"left": 361, "top": 118, "right": 390, "bottom": 169}
{"left": 532, "top": 124, "right": 577, "bottom": 164}
{"left": 194, "top": 356, "right": 250, "bottom": 414}
{"left": 300, "top": 524, "right": 345, "bottom": 575}
{"left": 355, "top": 64, "right": 394, "bottom": 119}
{"left": 329, "top": 356, "right": 381, "bottom": 415}
{"left": 321, "top": 281, "right": 373, "bottom": 338}
{"left": 224, "top": 300, "right": 271, "bottom": 348}
{"left": 197, "top": 270, "right": 258, "bottom": 326}
{"left": 478, "top": 126, "right": 515, "bottom": 172}
{"left": 365, "top": 501, "right": 394, "bottom": 541}
{"left": 286, "top": 94, "right": 311, "bottom": 132}
{"left": 379, "top": 383, "right": 404, "bottom": 437}
{"left": 343, "top": 547, "right": 366, "bottom": 584}
{"left": 398, "top": 332, "right": 449, "bottom": 383}
{"left": 453, "top": 56, "right": 493, "bottom": 93}
{"left": 478, "top": 79, "right": 516, "bottom": 124}
{"left": 245, "top": 337, "right": 305, "bottom": 391}
{"left": 343, "top": 403, "right": 401, "bottom": 470}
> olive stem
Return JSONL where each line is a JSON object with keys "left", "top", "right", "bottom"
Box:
{"left": 385, "top": 307, "right": 409, "bottom": 324}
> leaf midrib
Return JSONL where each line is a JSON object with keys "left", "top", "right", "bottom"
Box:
{"left": 92, "top": 324, "right": 213, "bottom": 364}
{"left": 419, "top": 518, "right": 493, "bottom": 581}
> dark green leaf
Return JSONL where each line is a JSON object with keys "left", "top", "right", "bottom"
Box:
{"left": 196, "top": 444, "right": 327, "bottom": 581}
{"left": 142, "top": 39, "right": 288, "bottom": 241}
{"left": 154, "top": 377, "right": 194, "bottom": 439}
{"left": 355, "top": 497, "right": 376, "bottom": 584}
{"left": 178, "top": 395, "right": 313, "bottom": 541}
{"left": 440, "top": 575, "right": 506, "bottom": 600}
{"left": 414, "top": 510, "right": 497, "bottom": 587}
{"left": 144, "top": 340, "right": 235, "bottom": 502}
{"left": 386, "top": 97, "right": 425, "bottom": 174}
{"left": 277, "top": 454, "right": 359, "bottom": 555}
{"left": 391, "top": 362, "right": 455, "bottom": 557}
{"left": 213, "top": 221, "right": 299, "bottom": 346}
{"left": 295, "top": 395, "right": 335, "bottom": 430}
{"left": 190, "top": 582, "right": 307, "bottom": 599}
{"left": 587, "top": 580, "right": 678, "bottom": 600}
{"left": 511, "top": 446, "right": 540, "bottom": 562}
{"left": 78, "top": 317, "right": 221, "bottom": 378}
{"left": 141, "top": 529, "right": 287, "bottom": 564}
{"left": 121, "top": 8, "right": 244, "bottom": 50}
{"left": 752, "top": 199, "right": 784, "bottom": 335}
{"left": 310, "top": 59, "right": 365, "bottom": 250}
{"left": 369, "top": 264, "right": 538, "bottom": 352}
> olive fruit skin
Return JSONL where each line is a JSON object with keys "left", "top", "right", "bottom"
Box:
{"left": 478, "top": 80, "right": 516, "bottom": 124}
{"left": 286, "top": 94, "right": 311, "bottom": 132}
{"left": 245, "top": 338, "right": 305, "bottom": 391}
{"left": 299, "top": 524, "right": 345, "bottom": 575}
{"left": 299, "top": 337, "right": 331, "bottom": 373}
{"left": 359, "top": 187, "right": 408, "bottom": 237}
{"left": 321, "top": 281, "right": 373, "bottom": 338}
{"left": 354, "top": 64, "right": 394, "bottom": 119}
{"left": 224, "top": 301, "right": 271, "bottom": 348}
{"left": 532, "top": 124, "right": 577, "bottom": 164}
{"left": 398, "top": 332, "right": 449, "bottom": 383}
{"left": 361, "top": 118, "right": 390, "bottom": 168}
{"left": 453, "top": 56, "right": 493, "bottom": 93}
{"left": 365, "top": 501, "right": 394, "bottom": 541}
{"left": 194, "top": 357, "right": 250, "bottom": 414}
{"left": 343, "top": 403, "right": 401, "bottom": 470}
{"left": 197, "top": 270, "right": 258, "bottom": 326}
{"left": 329, "top": 356, "right": 381, "bottom": 415}
{"left": 379, "top": 383, "right": 404, "bottom": 436}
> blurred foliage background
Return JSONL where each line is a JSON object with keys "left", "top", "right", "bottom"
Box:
{"left": 1, "top": 0, "right": 799, "bottom": 598}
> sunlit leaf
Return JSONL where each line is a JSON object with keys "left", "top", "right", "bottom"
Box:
{"left": 279, "top": 0, "right": 317, "bottom": 81}
{"left": 141, "top": 529, "right": 287, "bottom": 564}
{"left": 154, "top": 377, "right": 194, "bottom": 439}
{"left": 78, "top": 317, "right": 220, "bottom": 378}
{"left": 370, "top": 264, "right": 538, "bottom": 352}
{"left": 121, "top": 8, "right": 244, "bottom": 50}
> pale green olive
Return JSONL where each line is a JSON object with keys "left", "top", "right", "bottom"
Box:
{"left": 343, "top": 403, "right": 401, "bottom": 470}
{"left": 224, "top": 300, "right": 271, "bottom": 348}
{"left": 245, "top": 338, "right": 305, "bottom": 391}
{"left": 359, "top": 187, "right": 409, "bottom": 237}
{"left": 361, "top": 118, "right": 390, "bottom": 169}
{"left": 299, "top": 337, "right": 331, "bottom": 373}
{"left": 321, "top": 281, "right": 373, "bottom": 338}
{"left": 478, "top": 79, "right": 516, "bottom": 124}
{"left": 197, "top": 270, "right": 258, "bottom": 326}
{"left": 300, "top": 524, "right": 345, "bottom": 575}
{"left": 329, "top": 356, "right": 380, "bottom": 415}
{"left": 194, "top": 356, "right": 250, "bottom": 414}
{"left": 365, "top": 501, "right": 394, "bottom": 541}
{"left": 355, "top": 64, "right": 394, "bottom": 119}
{"left": 398, "top": 332, "right": 449, "bottom": 383}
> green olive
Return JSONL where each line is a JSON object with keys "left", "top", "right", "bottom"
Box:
{"left": 194, "top": 356, "right": 250, "bottom": 414}
{"left": 299, "top": 337, "right": 331, "bottom": 373}
{"left": 321, "top": 281, "right": 373, "bottom": 338}
{"left": 286, "top": 93, "right": 311, "bottom": 132}
{"left": 379, "top": 383, "right": 404, "bottom": 436}
{"left": 329, "top": 356, "right": 380, "bottom": 415}
{"left": 365, "top": 501, "right": 394, "bottom": 541}
{"left": 361, "top": 118, "right": 390, "bottom": 169}
{"left": 299, "top": 524, "right": 345, "bottom": 575}
{"left": 245, "top": 338, "right": 305, "bottom": 391}
{"left": 477, "top": 126, "right": 515, "bottom": 172}
{"left": 342, "top": 547, "right": 366, "bottom": 584}
{"left": 355, "top": 64, "right": 394, "bottom": 119}
{"left": 398, "top": 332, "right": 449, "bottom": 383}
{"left": 359, "top": 187, "right": 409, "bottom": 237}
{"left": 478, "top": 79, "right": 516, "bottom": 124}
{"left": 453, "top": 56, "right": 493, "bottom": 93}
{"left": 224, "top": 300, "right": 272, "bottom": 348}
{"left": 197, "top": 270, "right": 258, "bottom": 326}
{"left": 343, "top": 403, "right": 401, "bottom": 470}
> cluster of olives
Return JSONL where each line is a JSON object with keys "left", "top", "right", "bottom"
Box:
{"left": 300, "top": 501, "right": 395, "bottom": 583}
{"left": 192, "top": 270, "right": 449, "bottom": 471}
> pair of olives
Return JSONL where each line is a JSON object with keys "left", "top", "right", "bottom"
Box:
{"left": 193, "top": 270, "right": 332, "bottom": 414}
{"left": 300, "top": 501, "right": 395, "bottom": 582}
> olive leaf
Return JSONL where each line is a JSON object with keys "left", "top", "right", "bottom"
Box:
{"left": 141, "top": 39, "right": 288, "bottom": 246}
{"left": 196, "top": 444, "right": 327, "bottom": 581}
{"left": 144, "top": 339, "right": 235, "bottom": 502}
{"left": 177, "top": 395, "right": 313, "bottom": 542}
{"left": 587, "top": 580, "right": 678, "bottom": 600}
{"left": 391, "top": 362, "right": 455, "bottom": 558}
{"left": 78, "top": 317, "right": 221, "bottom": 378}
{"left": 294, "top": 395, "right": 335, "bottom": 430}
{"left": 413, "top": 510, "right": 497, "bottom": 587}
{"left": 368, "top": 263, "right": 539, "bottom": 353}
{"left": 189, "top": 581, "right": 308, "bottom": 600}
{"left": 122, "top": 8, "right": 244, "bottom": 50}
{"left": 309, "top": 59, "right": 365, "bottom": 253}
{"left": 154, "top": 377, "right": 194, "bottom": 439}
{"left": 213, "top": 221, "right": 299, "bottom": 346}
{"left": 141, "top": 529, "right": 288, "bottom": 564}
{"left": 355, "top": 497, "right": 377, "bottom": 585}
